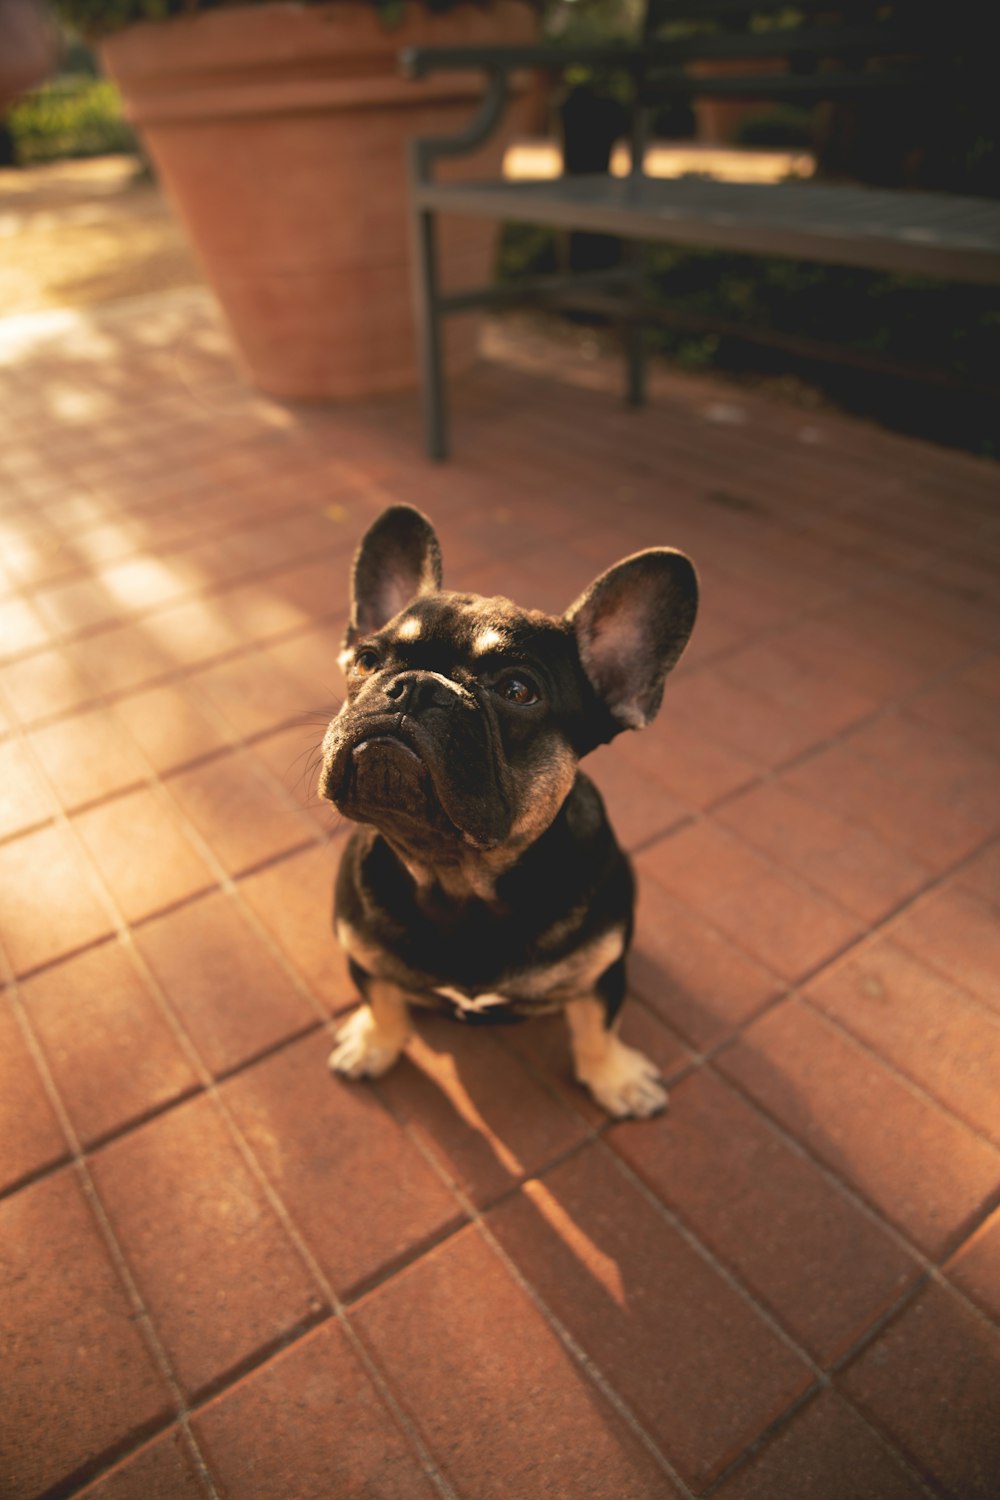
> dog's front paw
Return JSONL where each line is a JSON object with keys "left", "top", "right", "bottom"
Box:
{"left": 576, "top": 1038, "right": 668, "bottom": 1120}
{"left": 328, "top": 1005, "right": 407, "bottom": 1080}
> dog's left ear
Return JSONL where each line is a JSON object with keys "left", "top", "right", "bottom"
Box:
{"left": 566, "top": 549, "right": 698, "bottom": 732}
{"left": 348, "top": 504, "right": 443, "bottom": 640}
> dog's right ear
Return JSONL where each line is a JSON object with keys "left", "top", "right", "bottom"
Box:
{"left": 347, "top": 505, "right": 443, "bottom": 641}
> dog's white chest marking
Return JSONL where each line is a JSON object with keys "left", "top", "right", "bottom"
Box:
{"left": 432, "top": 985, "right": 511, "bottom": 1015}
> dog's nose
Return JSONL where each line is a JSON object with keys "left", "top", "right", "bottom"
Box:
{"left": 384, "top": 671, "right": 454, "bottom": 715}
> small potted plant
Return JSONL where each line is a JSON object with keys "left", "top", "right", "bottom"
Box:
{"left": 56, "top": 0, "right": 538, "bottom": 399}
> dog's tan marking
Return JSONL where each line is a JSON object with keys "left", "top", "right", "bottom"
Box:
{"left": 509, "top": 926, "right": 625, "bottom": 1001}
{"left": 565, "top": 996, "right": 667, "bottom": 1119}
{"left": 335, "top": 918, "right": 387, "bottom": 976}
{"left": 396, "top": 615, "right": 422, "bottom": 641}
{"left": 328, "top": 979, "right": 411, "bottom": 1079}
{"left": 472, "top": 627, "right": 505, "bottom": 655}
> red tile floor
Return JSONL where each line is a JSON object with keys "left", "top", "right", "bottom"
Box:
{"left": 1, "top": 288, "right": 998, "bottom": 1499}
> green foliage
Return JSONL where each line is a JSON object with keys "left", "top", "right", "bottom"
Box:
{"left": 497, "top": 223, "right": 1000, "bottom": 454}
{"left": 7, "top": 75, "right": 136, "bottom": 163}
{"left": 735, "top": 105, "right": 814, "bottom": 150}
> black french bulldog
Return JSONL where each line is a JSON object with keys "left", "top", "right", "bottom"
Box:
{"left": 318, "top": 505, "right": 697, "bottom": 1118}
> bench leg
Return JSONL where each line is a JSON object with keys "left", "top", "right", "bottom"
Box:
{"left": 625, "top": 321, "right": 646, "bottom": 408}
{"left": 624, "top": 242, "right": 646, "bottom": 408}
{"left": 412, "top": 207, "right": 449, "bottom": 462}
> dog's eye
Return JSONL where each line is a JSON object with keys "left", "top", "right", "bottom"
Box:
{"left": 495, "top": 676, "right": 539, "bottom": 706}
{"left": 354, "top": 649, "right": 381, "bottom": 677}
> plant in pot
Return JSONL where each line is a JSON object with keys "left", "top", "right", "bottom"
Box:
{"left": 54, "top": 0, "right": 539, "bottom": 400}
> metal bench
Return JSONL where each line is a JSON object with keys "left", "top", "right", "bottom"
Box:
{"left": 403, "top": 1, "right": 1000, "bottom": 459}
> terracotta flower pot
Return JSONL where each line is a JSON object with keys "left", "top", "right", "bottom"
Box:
{"left": 100, "top": 1, "right": 537, "bottom": 399}
{"left": 689, "top": 57, "right": 785, "bottom": 147}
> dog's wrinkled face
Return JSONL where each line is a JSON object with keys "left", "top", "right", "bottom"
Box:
{"left": 319, "top": 504, "right": 698, "bottom": 871}
{"left": 320, "top": 590, "right": 585, "bottom": 861}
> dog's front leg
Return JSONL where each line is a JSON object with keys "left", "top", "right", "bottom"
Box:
{"left": 565, "top": 996, "right": 667, "bottom": 1120}
{"left": 329, "top": 979, "right": 411, "bottom": 1080}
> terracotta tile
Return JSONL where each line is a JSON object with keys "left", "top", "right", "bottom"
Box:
{"left": 34, "top": 573, "right": 121, "bottom": 637}
{"left": 883, "top": 883, "right": 1000, "bottom": 1015}
{"left": 0, "top": 643, "right": 97, "bottom": 725}
{"left": 615, "top": 716, "right": 759, "bottom": 809}
{"left": 0, "top": 1001, "right": 68, "bottom": 1194}
{"left": 0, "top": 1169, "right": 171, "bottom": 1499}
{"left": 96, "top": 555, "right": 195, "bottom": 613}
{"left": 0, "top": 735, "right": 58, "bottom": 839}
{"left": 136, "top": 890, "right": 319, "bottom": 1076}
{"left": 263, "top": 622, "right": 345, "bottom": 707}
{"left": 22, "top": 940, "right": 198, "bottom": 1147}
{"left": 955, "top": 839, "right": 1000, "bottom": 905}
{"left": 786, "top": 714, "right": 1000, "bottom": 870}
{"left": 666, "top": 650, "right": 875, "bottom": 769}
{"left": 222, "top": 1032, "right": 464, "bottom": 1298}
{"left": 718, "top": 999, "right": 1000, "bottom": 1258}
{"left": 487, "top": 1144, "right": 811, "bottom": 1488}
{"left": 90, "top": 1092, "right": 325, "bottom": 1401}
{"left": 904, "top": 676, "right": 1000, "bottom": 757}
{"left": 763, "top": 611, "right": 928, "bottom": 702}
{"left": 237, "top": 843, "right": 352, "bottom": 1013}
{"left": 840, "top": 1282, "right": 1000, "bottom": 1498}
{"left": 0, "top": 595, "right": 50, "bottom": 657}
{"left": 614, "top": 1067, "right": 919, "bottom": 1365}
{"left": 215, "top": 579, "right": 314, "bottom": 643}
{"left": 193, "top": 1321, "right": 436, "bottom": 1500}
{"left": 805, "top": 940, "right": 1000, "bottom": 1147}
{"left": 250, "top": 722, "right": 335, "bottom": 831}
{"left": 261, "top": 555, "right": 351, "bottom": 624}
{"left": 68, "top": 621, "right": 172, "bottom": 696}
{"left": 716, "top": 779, "right": 932, "bottom": 923}
{"left": 165, "top": 749, "right": 317, "bottom": 877}
{"left": 353, "top": 1225, "right": 677, "bottom": 1499}
{"left": 376, "top": 1011, "right": 588, "bottom": 1206}
{"left": 629, "top": 878, "right": 781, "bottom": 1047}
{"left": 68, "top": 520, "right": 147, "bottom": 570}
{"left": 638, "top": 821, "right": 860, "bottom": 983}
{"left": 1, "top": 523, "right": 99, "bottom": 593}
{"left": 0, "top": 822, "right": 114, "bottom": 975}
{"left": 946, "top": 1208, "right": 1000, "bottom": 1324}
{"left": 585, "top": 747, "right": 688, "bottom": 852}
{"left": 141, "top": 596, "right": 244, "bottom": 667}
{"left": 28, "top": 705, "right": 152, "bottom": 810}
{"left": 112, "top": 681, "right": 233, "bottom": 774}
{"left": 73, "top": 787, "right": 215, "bottom": 924}
{"left": 75, "top": 1427, "right": 209, "bottom": 1500}
{"left": 192, "top": 649, "right": 310, "bottom": 738}
{"left": 713, "top": 1390, "right": 927, "bottom": 1500}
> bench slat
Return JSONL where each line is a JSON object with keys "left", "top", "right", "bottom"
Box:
{"left": 413, "top": 176, "right": 1000, "bottom": 284}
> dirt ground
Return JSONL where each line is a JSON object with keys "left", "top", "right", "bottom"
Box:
{"left": 0, "top": 153, "right": 201, "bottom": 315}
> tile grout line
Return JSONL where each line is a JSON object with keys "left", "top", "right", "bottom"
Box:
{"left": 596, "top": 1141, "right": 956, "bottom": 1498}
{"left": 707, "top": 1048, "right": 1000, "bottom": 1302}
{"left": 634, "top": 824, "right": 1000, "bottom": 1158}
{"left": 191, "top": 1079, "right": 464, "bottom": 1500}
{"left": 366, "top": 1081, "right": 696, "bottom": 1498}
{"left": 0, "top": 613, "right": 349, "bottom": 1028}
{"left": 1, "top": 666, "right": 472, "bottom": 1498}
{"left": 3, "top": 982, "right": 222, "bottom": 1500}
{"left": 2, "top": 773, "right": 460, "bottom": 1497}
